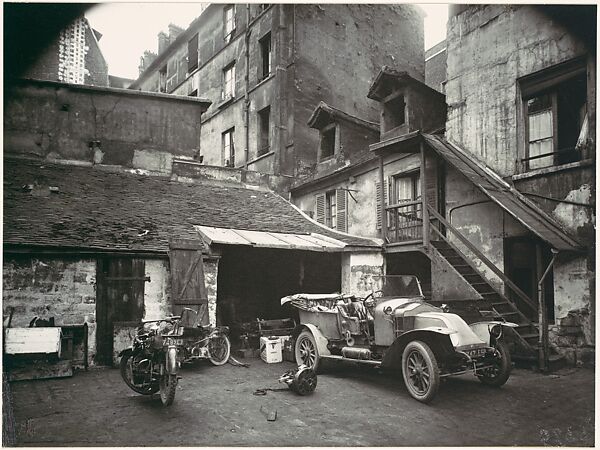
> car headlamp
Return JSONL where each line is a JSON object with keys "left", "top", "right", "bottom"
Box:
{"left": 489, "top": 324, "right": 503, "bottom": 340}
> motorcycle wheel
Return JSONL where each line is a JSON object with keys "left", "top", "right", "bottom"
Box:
{"left": 208, "top": 334, "right": 231, "bottom": 366}
{"left": 119, "top": 350, "right": 159, "bottom": 395}
{"left": 159, "top": 374, "right": 178, "bottom": 406}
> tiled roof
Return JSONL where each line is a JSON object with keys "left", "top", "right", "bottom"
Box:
{"left": 4, "top": 158, "right": 378, "bottom": 253}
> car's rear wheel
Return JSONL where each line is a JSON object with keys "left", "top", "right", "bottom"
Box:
{"left": 295, "top": 330, "right": 320, "bottom": 373}
{"left": 401, "top": 340, "right": 440, "bottom": 403}
{"left": 477, "top": 340, "right": 511, "bottom": 386}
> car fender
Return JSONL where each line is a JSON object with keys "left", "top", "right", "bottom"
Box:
{"left": 469, "top": 321, "right": 518, "bottom": 345}
{"left": 381, "top": 328, "right": 456, "bottom": 370}
{"left": 293, "top": 323, "right": 331, "bottom": 357}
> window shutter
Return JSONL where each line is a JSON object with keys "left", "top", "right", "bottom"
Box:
{"left": 315, "top": 193, "right": 326, "bottom": 225}
{"left": 336, "top": 189, "right": 347, "bottom": 233}
{"left": 375, "top": 181, "right": 388, "bottom": 230}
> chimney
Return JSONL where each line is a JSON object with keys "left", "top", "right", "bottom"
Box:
{"left": 168, "top": 23, "right": 184, "bottom": 41}
{"left": 158, "top": 31, "right": 169, "bottom": 54}
{"left": 139, "top": 51, "right": 157, "bottom": 74}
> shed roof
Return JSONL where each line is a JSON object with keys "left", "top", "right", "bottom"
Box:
{"left": 422, "top": 134, "right": 582, "bottom": 252}
{"left": 307, "top": 101, "right": 379, "bottom": 132}
{"left": 367, "top": 66, "right": 445, "bottom": 102}
{"left": 3, "top": 158, "right": 380, "bottom": 253}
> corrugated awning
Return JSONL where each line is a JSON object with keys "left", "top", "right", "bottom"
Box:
{"left": 423, "top": 133, "right": 582, "bottom": 252}
{"left": 194, "top": 226, "right": 347, "bottom": 252}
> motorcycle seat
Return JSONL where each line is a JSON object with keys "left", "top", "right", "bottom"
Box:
{"left": 182, "top": 327, "right": 206, "bottom": 338}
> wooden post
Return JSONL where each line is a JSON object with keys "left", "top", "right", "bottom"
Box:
{"left": 420, "top": 141, "right": 430, "bottom": 247}
{"left": 379, "top": 155, "right": 387, "bottom": 242}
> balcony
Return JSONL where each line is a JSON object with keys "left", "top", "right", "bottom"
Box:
{"left": 384, "top": 200, "right": 423, "bottom": 244}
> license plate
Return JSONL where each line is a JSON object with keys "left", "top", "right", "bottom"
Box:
{"left": 165, "top": 338, "right": 184, "bottom": 346}
{"left": 466, "top": 348, "right": 486, "bottom": 358}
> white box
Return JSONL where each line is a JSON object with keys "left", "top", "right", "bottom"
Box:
{"left": 260, "top": 336, "right": 282, "bottom": 363}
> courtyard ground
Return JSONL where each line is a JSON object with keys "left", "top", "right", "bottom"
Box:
{"left": 6, "top": 357, "right": 595, "bottom": 446}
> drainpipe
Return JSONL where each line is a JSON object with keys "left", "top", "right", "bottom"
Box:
{"left": 243, "top": 4, "right": 251, "bottom": 170}
{"left": 537, "top": 247, "right": 558, "bottom": 372}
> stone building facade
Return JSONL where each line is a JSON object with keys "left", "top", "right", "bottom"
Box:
{"left": 21, "top": 16, "right": 109, "bottom": 87}
{"left": 130, "top": 4, "right": 425, "bottom": 179}
{"left": 443, "top": 4, "right": 595, "bottom": 366}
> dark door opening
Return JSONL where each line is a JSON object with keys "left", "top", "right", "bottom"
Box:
{"left": 216, "top": 247, "right": 341, "bottom": 348}
{"left": 504, "top": 237, "right": 554, "bottom": 322}
{"left": 96, "top": 258, "right": 145, "bottom": 365}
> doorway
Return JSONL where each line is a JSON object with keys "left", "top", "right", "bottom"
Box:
{"left": 504, "top": 237, "right": 554, "bottom": 322}
{"left": 96, "top": 258, "right": 146, "bottom": 365}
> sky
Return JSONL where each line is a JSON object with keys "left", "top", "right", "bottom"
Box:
{"left": 86, "top": 3, "right": 449, "bottom": 80}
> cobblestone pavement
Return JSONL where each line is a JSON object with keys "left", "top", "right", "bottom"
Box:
{"left": 7, "top": 358, "right": 595, "bottom": 447}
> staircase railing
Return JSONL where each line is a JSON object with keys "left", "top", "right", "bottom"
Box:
{"left": 427, "top": 205, "right": 538, "bottom": 312}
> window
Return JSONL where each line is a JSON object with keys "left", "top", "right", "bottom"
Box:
{"left": 520, "top": 58, "right": 588, "bottom": 171}
{"left": 259, "top": 32, "right": 272, "bottom": 81}
{"left": 224, "top": 5, "right": 235, "bottom": 42}
{"left": 222, "top": 63, "right": 235, "bottom": 100}
{"left": 319, "top": 124, "right": 337, "bottom": 161}
{"left": 222, "top": 128, "right": 235, "bottom": 167}
{"left": 258, "top": 106, "right": 271, "bottom": 156}
{"left": 158, "top": 65, "right": 167, "bottom": 93}
{"left": 393, "top": 172, "right": 421, "bottom": 204}
{"left": 383, "top": 93, "right": 406, "bottom": 131}
{"left": 392, "top": 171, "right": 421, "bottom": 233}
{"left": 187, "top": 33, "right": 199, "bottom": 73}
{"left": 315, "top": 189, "right": 347, "bottom": 232}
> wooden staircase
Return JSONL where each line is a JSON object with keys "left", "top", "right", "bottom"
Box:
{"left": 425, "top": 207, "right": 540, "bottom": 357}
{"left": 430, "top": 240, "right": 539, "bottom": 353}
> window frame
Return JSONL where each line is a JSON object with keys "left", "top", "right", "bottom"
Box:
{"left": 259, "top": 32, "right": 272, "bottom": 82}
{"left": 222, "top": 127, "right": 235, "bottom": 167}
{"left": 222, "top": 62, "right": 236, "bottom": 100}
{"left": 518, "top": 56, "right": 588, "bottom": 173}
{"left": 257, "top": 105, "right": 271, "bottom": 156}
{"left": 223, "top": 5, "right": 236, "bottom": 42}
{"left": 318, "top": 123, "right": 339, "bottom": 162}
{"left": 187, "top": 33, "right": 199, "bottom": 73}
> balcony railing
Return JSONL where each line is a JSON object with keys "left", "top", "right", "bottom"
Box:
{"left": 385, "top": 200, "right": 423, "bottom": 243}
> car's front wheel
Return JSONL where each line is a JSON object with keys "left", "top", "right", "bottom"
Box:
{"left": 477, "top": 340, "right": 511, "bottom": 387}
{"left": 401, "top": 340, "right": 440, "bottom": 403}
{"left": 295, "top": 330, "right": 320, "bottom": 373}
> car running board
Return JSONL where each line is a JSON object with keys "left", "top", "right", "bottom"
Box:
{"left": 320, "top": 354, "right": 382, "bottom": 367}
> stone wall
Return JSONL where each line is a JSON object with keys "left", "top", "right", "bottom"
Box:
{"left": 3, "top": 256, "right": 98, "bottom": 366}
{"left": 4, "top": 79, "right": 208, "bottom": 172}
{"left": 341, "top": 252, "right": 384, "bottom": 298}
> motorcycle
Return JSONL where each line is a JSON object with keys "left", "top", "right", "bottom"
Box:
{"left": 119, "top": 315, "right": 184, "bottom": 406}
{"left": 179, "top": 307, "right": 231, "bottom": 366}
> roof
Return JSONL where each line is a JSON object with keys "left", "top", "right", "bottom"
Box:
{"left": 307, "top": 101, "right": 379, "bottom": 132}
{"left": 196, "top": 227, "right": 347, "bottom": 252}
{"left": 3, "top": 158, "right": 379, "bottom": 253}
{"left": 367, "top": 66, "right": 445, "bottom": 102}
{"left": 422, "top": 134, "right": 582, "bottom": 252}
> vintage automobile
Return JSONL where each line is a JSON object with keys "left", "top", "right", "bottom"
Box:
{"left": 281, "top": 275, "right": 517, "bottom": 403}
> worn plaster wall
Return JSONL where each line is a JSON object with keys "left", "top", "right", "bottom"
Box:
{"left": 430, "top": 250, "right": 482, "bottom": 302}
{"left": 341, "top": 252, "right": 384, "bottom": 298}
{"left": 445, "top": 5, "right": 590, "bottom": 176}
{"left": 3, "top": 256, "right": 97, "bottom": 366}
{"left": 292, "top": 153, "right": 420, "bottom": 238}
{"left": 4, "top": 80, "right": 206, "bottom": 172}
{"left": 293, "top": 4, "right": 424, "bottom": 177}
{"left": 425, "top": 40, "right": 447, "bottom": 93}
{"left": 142, "top": 259, "right": 171, "bottom": 321}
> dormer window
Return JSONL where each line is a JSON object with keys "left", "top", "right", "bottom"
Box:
{"left": 319, "top": 124, "right": 338, "bottom": 161}
{"left": 383, "top": 92, "right": 406, "bottom": 131}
